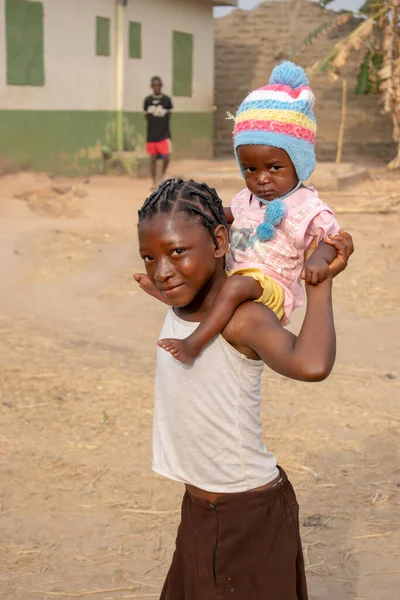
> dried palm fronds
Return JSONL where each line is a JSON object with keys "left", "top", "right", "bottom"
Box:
{"left": 294, "top": 1, "right": 400, "bottom": 169}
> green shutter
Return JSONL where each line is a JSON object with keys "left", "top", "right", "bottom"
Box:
{"left": 129, "top": 21, "right": 142, "bottom": 59}
{"left": 172, "top": 31, "right": 193, "bottom": 98}
{"left": 96, "top": 16, "right": 110, "bottom": 57}
{"left": 5, "top": 0, "right": 45, "bottom": 86}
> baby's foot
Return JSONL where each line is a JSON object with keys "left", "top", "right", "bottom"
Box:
{"left": 158, "top": 338, "right": 201, "bottom": 365}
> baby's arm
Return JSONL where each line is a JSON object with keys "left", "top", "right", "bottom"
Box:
{"left": 301, "top": 240, "right": 336, "bottom": 285}
{"left": 224, "top": 207, "right": 234, "bottom": 225}
{"left": 159, "top": 275, "right": 262, "bottom": 364}
{"left": 301, "top": 211, "right": 341, "bottom": 285}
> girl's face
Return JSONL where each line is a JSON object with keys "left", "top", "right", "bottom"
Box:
{"left": 237, "top": 145, "right": 299, "bottom": 201}
{"left": 138, "top": 213, "right": 228, "bottom": 308}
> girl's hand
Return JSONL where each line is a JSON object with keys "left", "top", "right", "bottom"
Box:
{"left": 325, "top": 229, "right": 354, "bottom": 278}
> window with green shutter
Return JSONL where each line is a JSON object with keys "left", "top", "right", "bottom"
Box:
{"left": 129, "top": 21, "right": 142, "bottom": 59}
{"left": 172, "top": 31, "right": 193, "bottom": 98}
{"left": 5, "top": 0, "right": 45, "bottom": 86}
{"left": 96, "top": 16, "right": 110, "bottom": 57}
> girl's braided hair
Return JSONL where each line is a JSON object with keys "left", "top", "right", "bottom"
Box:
{"left": 138, "top": 178, "right": 227, "bottom": 247}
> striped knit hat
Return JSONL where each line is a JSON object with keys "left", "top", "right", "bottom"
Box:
{"left": 233, "top": 61, "right": 317, "bottom": 182}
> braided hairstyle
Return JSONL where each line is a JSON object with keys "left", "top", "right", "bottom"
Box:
{"left": 138, "top": 178, "right": 227, "bottom": 247}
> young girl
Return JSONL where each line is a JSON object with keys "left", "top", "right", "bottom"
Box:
{"left": 136, "top": 178, "right": 353, "bottom": 599}
{"left": 137, "top": 62, "right": 343, "bottom": 365}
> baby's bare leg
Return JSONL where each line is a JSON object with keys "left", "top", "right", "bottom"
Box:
{"left": 158, "top": 275, "right": 262, "bottom": 364}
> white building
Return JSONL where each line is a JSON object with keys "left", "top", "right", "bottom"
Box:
{"left": 0, "top": 0, "right": 237, "bottom": 174}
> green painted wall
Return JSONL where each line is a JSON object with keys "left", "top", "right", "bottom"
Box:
{"left": 0, "top": 110, "right": 113, "bottom": 175}
{"left": 0, "top": 110, "right": 213, "bottom": 175}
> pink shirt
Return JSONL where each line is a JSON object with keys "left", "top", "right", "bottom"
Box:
{"left": 226, "top": 186, "right": 340, "bottom": 323}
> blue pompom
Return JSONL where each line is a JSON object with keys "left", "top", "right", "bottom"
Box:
{"left": 256, "top": 222, "right": 275, "bottom": 242}
{"left": 269, "top": 61, "right": 309, "bottom": 89}
{"left": 266, "top": 199, "right": 286, "bottom": 226}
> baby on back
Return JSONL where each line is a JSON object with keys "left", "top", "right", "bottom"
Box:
{"left": 136, "top": 62, "right": 343, "bottom": 364}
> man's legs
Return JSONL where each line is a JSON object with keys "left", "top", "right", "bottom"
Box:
{"left": 150, "top": 155, "right": 158, "bottom": 189}
{"left": 159, "top": 139, "right": 172, "bottom": 183}
{"left": 161, "top": 155, "right": 170, "bottom": 179}
{"left": 147, "top": 140, "right": 171, "bottom": 189}
{"left": 146, "top": 143, "right": 158, "bottom": 190}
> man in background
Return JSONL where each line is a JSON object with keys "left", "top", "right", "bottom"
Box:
{"left": 144, "top": 76, "right": 173, "bottom": 189}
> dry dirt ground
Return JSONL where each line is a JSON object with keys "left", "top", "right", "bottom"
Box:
{"left": 0, "top": 164, "right": 399, "bottom": 600}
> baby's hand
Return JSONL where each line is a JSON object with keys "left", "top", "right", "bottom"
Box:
{"left": 133, "top": 273, "right": 167, "bottom": 303}
{"left": 301, "top": 255, "right": 331, "bottom": 286}
{"left": 133, "top": 272, "right": 148, "bottom": 287}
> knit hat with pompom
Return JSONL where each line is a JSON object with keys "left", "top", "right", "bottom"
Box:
{"left": 233, "top": 61, "right": 317, "bottom": 181}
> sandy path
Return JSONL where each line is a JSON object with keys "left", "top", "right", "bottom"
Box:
{"left": 0, "top": 170, "right": 399, "bottom": 600}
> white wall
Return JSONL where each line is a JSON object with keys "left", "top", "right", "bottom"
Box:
{"left": 0, "top": 0, "right": 115, "bottom": 110}
{"left": 0, "top": 0, "right": 214, "bottom": 113}
{"left": 124, "top": 0, "right": 214, "bottom": 113}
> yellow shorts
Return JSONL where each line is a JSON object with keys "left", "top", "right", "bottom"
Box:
{"left": 227, "top": 268, "right": 285, "bottom": 321}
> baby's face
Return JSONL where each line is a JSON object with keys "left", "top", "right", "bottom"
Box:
{"left": 237, "top": 145, "right": 299, "bottom": 201}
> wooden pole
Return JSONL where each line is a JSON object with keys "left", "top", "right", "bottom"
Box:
{"left": 115, "top": 1, "right": 125, "bottom": 152}
{"left": 336, "top": 79, "right": 347, "bottom": 164}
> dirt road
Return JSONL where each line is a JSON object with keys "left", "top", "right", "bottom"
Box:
{"left": 0, "top": 168, "right": 399, "bottom": 600}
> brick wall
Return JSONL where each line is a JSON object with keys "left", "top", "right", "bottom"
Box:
{"left": 214, "top": 1, "right": 396, "bottom": 163}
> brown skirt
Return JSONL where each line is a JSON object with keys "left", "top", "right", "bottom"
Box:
{"left": 160, "top": 468, "right": 308, "bottom": 600}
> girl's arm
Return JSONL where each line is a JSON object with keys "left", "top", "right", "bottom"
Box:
{"left": 228, "top": 277, "right": 335, "bottom": 382}
{"left": 325, "top": 230, "right": 354, "bottom": 277}
{"left": 224, "top": 231, "right": 354, "bottom": 381}
{"left": 301, "top": 211, "right": 342, "bottom": 285}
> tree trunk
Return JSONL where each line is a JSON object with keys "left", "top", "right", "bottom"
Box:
{"left": 387, "top": 136, "right": 400, "bottom": 170}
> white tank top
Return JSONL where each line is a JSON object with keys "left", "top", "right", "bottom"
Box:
{"left": 153, "top": 309, "right": 278, "bottom": 493}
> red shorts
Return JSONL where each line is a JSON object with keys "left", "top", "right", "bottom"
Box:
{"left": 146, "top": 139, "right": 172, "bottom": 158}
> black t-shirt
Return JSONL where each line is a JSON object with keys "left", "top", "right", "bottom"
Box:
{"left": 144, "top": 94, "right": 173, "bottom": 142}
